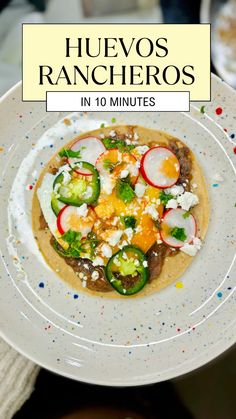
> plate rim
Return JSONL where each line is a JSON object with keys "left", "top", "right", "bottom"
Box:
{"left": 0, "top": 75, "right": 235, "bottom": 386}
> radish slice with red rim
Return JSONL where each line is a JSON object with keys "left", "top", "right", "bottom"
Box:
{"left": 68, "top": 137, "right": 106, "bottom": 175}
{"left": 57, "top": 204, "right": 96, "bottom": 237}
{"left": 160, "top": 208, "right": 196, "bottom": 248}
{"left": 140, "top": 146, "right": 180, "bottom": 189}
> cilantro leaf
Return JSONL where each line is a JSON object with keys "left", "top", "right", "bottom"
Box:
{"left": 183, "top": 211, "right": 190, "bottom": 219}
{"left": 61, "top": 230, "right": 83, "bottom": 257}
{"left": 121, "top": 215, "right": 136, "bottom": 229}
{"left": 159, "top": 190, "right": 174, "bottom": 206}
{"left": 116, "top": 179, "right": 135, "bottom": 203}
{"left": 103, "top": 138, "right": 135, "bottom": 152}
{"left": 59, "top": 148, "right": 82, "bottom": 159}
{"left": 61, "top": 230, "right": 82, "bottom": 244}
{"left": 170, "top": 227, "right": 187, "bottom": 242}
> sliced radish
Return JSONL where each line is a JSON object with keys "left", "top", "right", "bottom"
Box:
{"left": 160, "top": 208, "right": 196, "bottom": 248}
{"left": 69, "top": 137, "right": 106, "bottom": 175}
{"left": 57, "top": 204, "right": 96, "bottom": 237}
{"left": 140, "top": 146, "right": 180, "bottom": 189}
{"left": 96, "top": 149, "right": 139, "bottom": 184}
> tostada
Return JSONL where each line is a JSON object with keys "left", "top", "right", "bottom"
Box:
{"left": 33, "top": 125, "right": 209, "bottom": 297}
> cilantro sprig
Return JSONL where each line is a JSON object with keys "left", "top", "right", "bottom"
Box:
{"left": 59, "top": 148, "right": 82, "bottom": 159}
{"left": 53, "top": 230, "right": 99, "bottom": 259}
{"left": 116, "top": 179, "right": 135, "bottom": 203}
{"left": 103, "top": 138, "right": 135, "bottom": 152}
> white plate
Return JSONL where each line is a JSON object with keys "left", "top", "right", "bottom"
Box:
{"left": 0, "top": 75, "right": 235, "bottom": 386}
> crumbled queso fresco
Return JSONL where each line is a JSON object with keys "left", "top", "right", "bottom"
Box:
{"left": 180, "top": 237, "right": 202, "bottom": 256}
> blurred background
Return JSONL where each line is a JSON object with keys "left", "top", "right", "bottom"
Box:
{"left": 0, "top": 0, "right": 236, "bottom": 96}
{"left": 0, "top": 1, "right": 235, "bottom": 418}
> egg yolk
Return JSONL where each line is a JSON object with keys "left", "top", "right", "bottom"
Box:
{"left": 67, "top": 210, "right": 95, "bottom": 232}
{"left": 160, "top": 156, "right": 179, "bottom": 179}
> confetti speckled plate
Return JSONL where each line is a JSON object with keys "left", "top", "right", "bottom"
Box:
{"left": 0, "top": 75, "right": 235, "bottom": 386}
